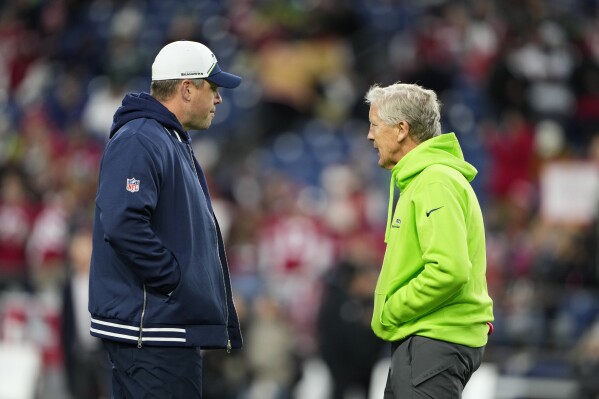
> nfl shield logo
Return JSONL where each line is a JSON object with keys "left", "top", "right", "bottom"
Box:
{"left": 126, "top": 178, "right": 140, "bottom": 193}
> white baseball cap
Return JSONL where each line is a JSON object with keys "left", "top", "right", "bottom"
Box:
{"left": 151, "top": 41, "right": 241, "bottom": 88}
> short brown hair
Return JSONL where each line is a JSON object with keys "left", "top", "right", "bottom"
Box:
{"left": 150, "top": 78, "right": 203, "bottom": 101}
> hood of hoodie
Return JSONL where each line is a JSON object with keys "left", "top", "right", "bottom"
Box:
{"left": 384, "top": 133, "right": 477, "bottom": 242}
{"left": 110, "top": 92, "right": 190, "bottom": 142}
{"left": 391, "top": 132, "right": 476, "bottom": 191}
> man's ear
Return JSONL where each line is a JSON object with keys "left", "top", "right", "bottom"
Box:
{"left": 396, "top": 121, "right": 410, "bottom": 143}
{"left": 180, "top": 80, "right": 192, "bottom": 102}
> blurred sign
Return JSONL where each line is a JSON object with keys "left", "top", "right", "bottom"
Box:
{"left": 0, "top": 343, "right": 41, "bottom": 399}
{"left": 0, "top": 292, "right": 62, "bottom": 368}
{"left": 540, "top": 161, "right": 599, "bottom": 224}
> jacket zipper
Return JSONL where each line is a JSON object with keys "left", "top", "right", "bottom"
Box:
{"left": 186, "top": 143, "right": 231, "bottom": 352}
{"left": 138, "top": 283, "right": 147, "bottom": 348}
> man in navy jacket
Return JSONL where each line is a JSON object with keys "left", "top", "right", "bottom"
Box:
{"left": 89, "top": 41, "right": 242, "bottom": 398}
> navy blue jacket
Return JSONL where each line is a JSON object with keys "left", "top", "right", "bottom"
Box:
{"left": 89, "top": 92, "right": 242, "bottom": 350}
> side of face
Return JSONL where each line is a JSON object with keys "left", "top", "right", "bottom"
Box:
{"left": 367, "top": 104, "right": 402, "bottom": 170}
{"left": 181, "top": 79, "right": 222, "bottom": 131}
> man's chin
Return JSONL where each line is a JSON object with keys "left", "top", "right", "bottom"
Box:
{"left": 379, "top": 160, "right": 394, "bottom": 170}
{"left": 189, "top": 122, "right": 211, "bottom": 131}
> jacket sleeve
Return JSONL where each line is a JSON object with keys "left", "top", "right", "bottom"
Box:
{"left": 96, "top": 131, "right": 180, "bottom": 294}
{"left": 383, "top": 180, "right": 471, "bottom": 325}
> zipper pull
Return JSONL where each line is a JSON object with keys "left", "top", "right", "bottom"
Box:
{"left": 137, "top": 338, "right": 142, "bottom": 349}
{"left": 226, "top": 340, "right": 232, "bottom": 354}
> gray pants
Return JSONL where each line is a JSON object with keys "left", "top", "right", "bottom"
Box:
{"left": 384, "top": 336, "right": 484, "bottom": 399}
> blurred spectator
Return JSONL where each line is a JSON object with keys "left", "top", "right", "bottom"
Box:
{"left": 0, "top": 164, "right": 37, "bottom": 291}
{"left": 82, "top": 74, "right": 130, "bottom": 141}
{"left": 203, "top": 293, "right": 251, "bottom": 399}
{"left": 572, "top": 22, "right": 599, "bottom": 150}
{"left": 244, "top": 294, "right": 301, "bottom": 399}
{"left": 257, "top": 175, "right": 334, "bottom": 353}
{"left": 12, "top": 106, "right": 66, "bottom": 195}
{"left": 27, "top": 189, "right": 70, "bottom": 292}
{"left": 243, "top": 22, "right": 353, "bottom": 147}
{"left": 60, "top": 228, "right": 110, "bottom": 399}
{"left": 461, "top": 0, "right": 504, "bottom": 84}
{"left": 0, "top": 4, "right": 42, "bottom": 99}
{"left": 484, "top": 109, "right": 535, "bottom": 201}
{"left": 572, "top": 321, "right": 599, "bottom": 399}
{"left": 44, "top": 69, "right": 87, "bottom": 132}
{"left": 317, "top": 258, "right": 383, "bottom": 399}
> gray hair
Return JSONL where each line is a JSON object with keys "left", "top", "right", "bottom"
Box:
{"left": 150, "top": 78, "right": 203, "bottom": 101}
{"left": 365, "top": 82, "right": 442, "bottom": 143}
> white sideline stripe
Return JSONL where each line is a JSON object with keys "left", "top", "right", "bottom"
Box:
{"left": 91, "top": 318, "right": 186, "bottom": 333}
{"left": 91, "top": 328, "right": 186, "bottom": 343}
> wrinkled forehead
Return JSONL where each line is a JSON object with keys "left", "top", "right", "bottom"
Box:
{"left": 368, "top": 103, "right": 381, "bottom": 121}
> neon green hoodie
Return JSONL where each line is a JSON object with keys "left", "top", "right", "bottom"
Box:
{"left": 372, "top": 133, "right": 494, "bottom": 347}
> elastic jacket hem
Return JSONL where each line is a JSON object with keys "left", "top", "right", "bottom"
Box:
{"left": 90, "top": 316, "right": 234, "bottom": 349}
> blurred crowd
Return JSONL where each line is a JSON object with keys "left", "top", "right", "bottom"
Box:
{"left": 1, "top": 0, "right": 599, "bottom": 398}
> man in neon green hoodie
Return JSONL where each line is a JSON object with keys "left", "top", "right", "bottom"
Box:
{"left": 365, "top": 82, "right": 494, "bottom": 398}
